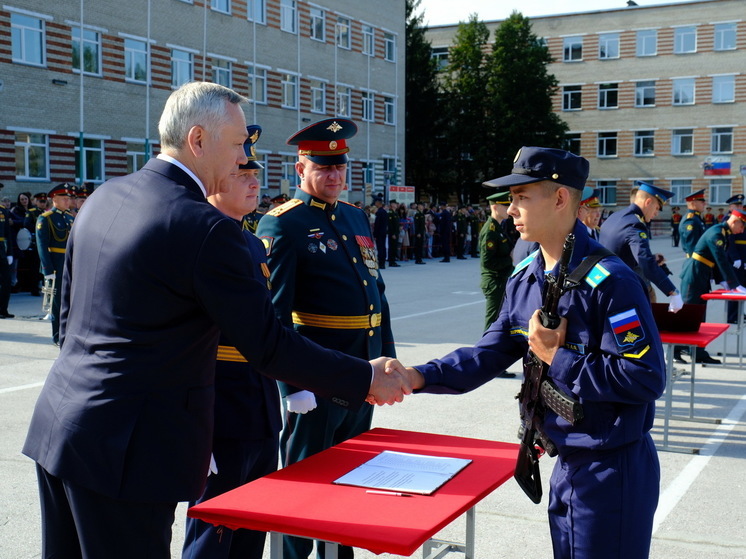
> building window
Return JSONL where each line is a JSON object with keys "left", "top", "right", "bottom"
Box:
{"left": 280, "top": 0, "right": 297, "bottom": 34}
{"left": 126, "top": 142, "right": 148, "bottom": 174}
{"left": 598, "top": 33, "right": 619, "bottom": 60}
{"left": 281, "top": 155, "right": 296, "bottom": 184}
{"left": 714, "top": 22, "right": 737, "bottom": 51}
{"left": 636, "top": 29, "right": 657, "bottom": 57}
{"left": 336, "top": 85, "right": 351, "bottom": 117}
{"left": 75, "top": 138, "right": 104, "bottom": 183}
{"left": 674, "top": 26, "right": 697, "bottom": 54}
{"left": 211, "top": 0, "right": 230, "bottom": 14}
{"left": 255, "top": 152, "right": 268, "bottom": 189}
{"left": 72, "top": 27, "right": 101, "bottom": 76}
{"left": 383, "top": 157, "right": 397, "bottom": 185}
{"left": 362, "top": 162, "right": 375, "bottom": 185}
{"left": 171, "top": 49, "right": 193, "bottom": 88}
{"left": 15, "top": 132, "right": 49, "bottom": 180}
{"left": 281, "top": 73, "right": 298, "bottom": 108}
{"left": 711, "top": 127, "right": 733, "bottom": 154}
{"left": 670, "top": 179, "right": 692, "bottom": 205}
{"left": 712, "top": 75, "right": 735, "bottom": 103}
{"left": 310, "top": 79, "right": 326, "bottom": 113}
{"left": 11, "top": 13, "right": 46, "bottom": 66}
{"left": 562, "top": 85, "right": 582, "bottom": 111}
{"left": 563, "top": 133, "right": 581, "bottom": 155}
{"left": 248, "top": 65, "right": 267, "bottom": 104}
{"left": 247, "top": 0, "right": 265, "bottom": 23}
{"left": 709, "top": 179, "right": 732, "bottom": 204}
{"left": 384, "top": 33, "right": 396, "bottom": 62}
{"left": 336, "top": 17, "right": 351, "bottom": 49}
{"left": 672, "top": 129, "right": 694, "bottom": 155}
{"left": 310, "top": 7, "right": 325, "bottom": 42}
{"left": 384, "top": 96, "right": 395, "bottom": 125}
{"left": 596, "top": 180, "right": 617, "bottom": 205}
{"left": 362, "top": 25, "right": 374, "bottom": 56}
{"left": 672, "top": 78, "right": 695, "bottom": 105}
{"left": 635, "top": 80, "right": 656, "bottom": 107}
{"left": 563, "top": 36, "right": 583, "bottom": 61}
{"left": 212, "top": 59, "right": 232, "bottom": 88}
{"left": 634, "top": 130, "right": 655, "bottom": 156}
{"left": 124, "top": 38, "right": 148, "bottom": 83}
{"left": 362, "top": 91, "right": 375, "bottom": 122}
{"left": 431, "top": 46, "right": 449, "bottom": 70}
{"left": 598, "top": 83, "right": 619, "bottom": 109}
{"left": 597, "top": 132, "right": 617, "bottom": 157}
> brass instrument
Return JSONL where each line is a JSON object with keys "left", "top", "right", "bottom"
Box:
{"left": 42, "top": 275, "right": 56, "bottom": 314}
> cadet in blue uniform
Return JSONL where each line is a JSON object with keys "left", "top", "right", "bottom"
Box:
{"left": 679, "top": 189, "right": 706, "bottom": 257}
{"left": 182, "top": 126, "right": 281, "bottom": 559}
{"left": 681, "top": 209, "right": 746, "bottom": 304}
{"left": 256, "top": 118, "right": 396, "bottom": 559}
{"left": 396, "top": 147, "right": 666, "bottom": 559}
{"left": 479, "top": 190, "right": 514, "bottom": 329}
{"left": 599, "top": 181, "right": 683, "bottom": 310}
{"left": 725, "top": 194, "right": 746, "bottom": 323}
{"left": 36, "top": 183, "right": 75, "bottom": 344}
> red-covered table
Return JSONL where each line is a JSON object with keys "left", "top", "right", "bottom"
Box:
{"left": 188, "top": 428, "right": 519, "bottom": 558}
{"left": 702, "top": 290, "right": 746, "bottom": 367}
{"left": 658, "top": 323, "right": 729, "bottom": 454}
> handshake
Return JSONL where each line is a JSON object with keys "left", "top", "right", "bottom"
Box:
{"left": 284, "top": 357, "right": 425, "bottom": 413}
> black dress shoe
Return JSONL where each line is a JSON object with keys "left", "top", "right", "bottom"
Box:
{"left": 0, "top": 312, "right": 14, "bottom": 319}
{"left": 389, "top": 263, "right": 401, "bottom": 268}
{"left": 497, "top": 371, "right": 516, "bottom": 378}
{"left": 695, "top": 355, "right": 721, "bottom": 365}
{"left": 673, "top": 352, "right": 688, "bottom": 364}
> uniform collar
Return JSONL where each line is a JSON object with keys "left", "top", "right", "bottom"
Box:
{"left": 295, "top": 188, "right": 338, "bottom": 213}
{"left": 526, "top": 220, "right": 592, "bottom": 281}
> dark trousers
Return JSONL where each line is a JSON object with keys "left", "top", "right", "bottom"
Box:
{"left": 36, "top": 463, "right": 176, "bottom": 559}
{"left": 413, "top": 234, "right": 424, "bottom": 263}
{"left": 280, "top": 399, "right": 373, "bottom": 559}
{"left": 374, "top": 236, "right": 386, "bottom": 268}
{"left": 183, "top": 436, "right": 279, "bottom": 559}
{"left": 0, "top": 244, "right": 10, "bottom": 313}
{"left": 387, "top": 234, "right": 398, "bottom": 265}
{"left": 51, "top": 268, "right": 63, "bottom": 343}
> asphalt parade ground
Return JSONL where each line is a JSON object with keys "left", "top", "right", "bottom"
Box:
{"left": 1, "top": 233, "right": 745, "bottom": 558}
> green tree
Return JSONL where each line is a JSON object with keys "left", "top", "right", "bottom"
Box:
{"left": 404, "top": 0, "right": 445, "bottom": 201}
{"left": 486, "top": 12, "right": 568, "bottom": 178}
{"left": 441, "top": 15, "right": 493, "bottom": 204}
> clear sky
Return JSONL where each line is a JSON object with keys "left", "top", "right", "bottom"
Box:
{"left": 418, "top": 0, "right": 690, "bottom": 26}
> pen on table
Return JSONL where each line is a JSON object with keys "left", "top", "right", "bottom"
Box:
{"left": 365, "top": 489, "right": 414, "bottom": 497}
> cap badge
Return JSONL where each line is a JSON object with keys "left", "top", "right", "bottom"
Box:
{"left": 552, "top": 173, "right": 559, "bottom": 180}
{"left": 327, "top": 121, "right": 343, "bottom": 133}
{"left": 329, "top": 140, "right": 338, "bottom": 150}
{"left": 249, "top": 130, "right": 260, "bottom": 143}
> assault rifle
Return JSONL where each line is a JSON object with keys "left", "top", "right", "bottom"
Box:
{"left": 514, "top": 233, "right": 585, "bottom": 504}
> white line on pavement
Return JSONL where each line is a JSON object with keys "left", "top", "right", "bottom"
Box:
{"left": 0, "top": 381, "right": 44, "bottom": 395}
{"left": 653, "top": 391, "right": 746, "bottom": 533}
{"left": 391, "top": 300, "right": 483, "bottom": 321}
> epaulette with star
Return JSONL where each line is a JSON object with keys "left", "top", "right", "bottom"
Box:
{"left": 266, "top": 198, "right": 302, "bottom": 217}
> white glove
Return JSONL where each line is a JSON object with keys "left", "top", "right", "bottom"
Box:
{"left": 285, "top": 390, "right": 317, "bottom": 414}
{"left": 735, "top": 285, "right": 746, "bottom": 294}
{"left": 734, "top": 260, "right": 742, "bottom": 269}
{"left": 668, "top": 293, "right": 684, "bottom": 313}
{"left": 6, "top": 256, "right": 11, "bottom": 265}
{"left": 208, "top": 453, "right": 218, "bottom": 476}
{"left": 44, "top": 273, "right": 55, "bottom": 280}
{"left": 720, "top": 281, "right": 730, "bottom": 290}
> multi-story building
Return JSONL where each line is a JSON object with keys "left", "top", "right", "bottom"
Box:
{"left": 427, "top": 0, "right": 745, "bottom": 214}
{"left": 0, "top": 0, "right": 404, "bottom": 203}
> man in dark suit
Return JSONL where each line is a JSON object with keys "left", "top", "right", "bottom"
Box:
{"left": 372, "top": 196, "right": 387, "bottom": 268}
{"left": 22, "top": 82, "right": 410, "bottom": 559}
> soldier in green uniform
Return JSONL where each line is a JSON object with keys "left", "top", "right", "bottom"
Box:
{"left": 455, "top": 206, "right": 468, "bottom": 259}
{"left": 386, "top": 199, "right": 400, "bottom": 267}
{"left": 480, "top": 191, "right": 515, "bottom": 330}
{"left": 679, "top": 189, "right": 706, "bottom": 257}
{"left": 36, "top": 183, "right": 75, "bottom": 345}
{"left": 412, "top": 202, "right": 426, "bottom": 264}
{"left": 256, "top": 118, "right": 396, "bottom": 559}
{"left": 468, "top": 207, "right": 480, "bottom": 258}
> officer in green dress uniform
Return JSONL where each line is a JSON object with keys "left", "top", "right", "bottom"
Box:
{"left": 256, "top": 118, "right": 396, "bottom": 559}
{"left": 386, "top": 199, "right": 400, "bottom": 267}
{"left": 36, "top": 183, "right": 75, "bottom": 344}
{"left": 413, "top": 202, "right": 426, "bottom": 264}
{"left": 679, "top": 189, "right": 706, "bottom": 257}
{"left": 480, "top": 191, "right": 515, "bottom": 330}
{"left": 455, "top": 206, "right": 468, "bottom": 259}
{"left": 725, "top": 194, "right": 746, "bottom": 323}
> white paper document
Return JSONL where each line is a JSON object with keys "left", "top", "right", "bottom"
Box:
{"left": 333, "top": 450, "right": 472, "bottom": 495}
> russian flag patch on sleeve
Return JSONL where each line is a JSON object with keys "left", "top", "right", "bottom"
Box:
{"left": 608, "top": 308, "right": 646, "bottom": 348}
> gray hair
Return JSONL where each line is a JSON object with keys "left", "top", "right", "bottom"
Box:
{"left": 158, "top": 82, "right": 248, "bottom": 150}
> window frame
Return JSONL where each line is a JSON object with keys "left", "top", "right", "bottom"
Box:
{"left": 361, "top": 91, "right": 375, "bottom": 122}
{"left": 310, "top": 7, "right": 325, "bottom": 42}
{"left": 596, "top": 180, "right": 617, "bottom": 205}
{"left": 635, "top": 80, "right": 656, "bottom": 107}
{"left": 362, "top": 25, "right": 374, "bottom": 56}
{"left": 670, "top": 179, "right": 692, "bottom": 205}
{"left": 384, "top": 32, "right": 396, "bottom": 62}
{"left": 636, "top": 29, "right": 657, "bottom": 57}
{"left": 674, "top": 26, "right": 697, "bottom": 54}
{"left": 72, "top": 26, "right": 102, "bottom": 76}
{"left": 598, "top": 33, "right": 620, "bottom": 60}
{"left": 598, "top": 82, "right": 619, "bottom": 109}
{"left": 671, "top": 128, "right": 694, "bottom": 156}
{"left": 280, "top": 0, "right": 297, "bottom": 34}
{"left": 124, "top": 37, "right": 149, "bottom": 84}
{"left": 597, "top": 132, "right": 618, "bottom": 158}
{"left": 336, "top": 85, "right": 351, "bottom": 117}
{"left": 10, "top": 12, "right": 46, "bottom": 67}
{"left": 383, "top": 96, "right": 395, "bottom": 125}
{"left": 563, "top": 36, "right": 583, "bottom": 62}
{"left": 714, "top": 22, "right": 737, "bottom": 51}
{"left": 562, "top": 85, "right": 582, "bottom": 111}
{"left": 634, "top": 130, "right": 655, "bottom": 157}
{"left": 336, "top": 17, "right": 351, "bottom": 49}
{"left": 281, "top": 72, "right": 299, "bottom": 109}
{"left": 211, "top": 0, "right": 231, "bottom": 15}
{"left": 712, "top": 75, "right": 735, "bottom": 103}
{"left": 711, "top": 127, "right": 733, "bottom": 154}
{"left": 709, "top": 178, "right": 732, "bottom": 204}
{"left": 171, "top": 49, "right": 194, "bottom": 88}
{"left": 74, "top": 137, "right": 105, "bottom": 184}
{"left": 248, "top": 65, "right": 267, "bottom": 104}
{"left": 563, "top": 133, "right": 581, "bottom": 156}
{"left": 14, "top": 131, "right": 50, "bottom": 181}
{"left": 247, "top": 0, "right": 266, "bottom": 24}
{"left": 672, "top": 77, "right": 695, "bottom": 106}
{"left": 212, "top": 58, "right": 232, "bottom": 88}
{"left": 310, "top": 79, "right": 326, "bottom": 114}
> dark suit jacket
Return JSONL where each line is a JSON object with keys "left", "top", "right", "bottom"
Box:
{"left": 23, "top": 158, "right": 371, "bottom": 502}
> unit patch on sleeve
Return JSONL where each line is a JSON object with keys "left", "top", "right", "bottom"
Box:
{"left": 608, "top": 308, "right": 646, "bottom": 348}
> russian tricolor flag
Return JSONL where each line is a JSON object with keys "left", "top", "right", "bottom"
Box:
{"left": 609, "top": 309, "right": 641, "bottom": 334}
{"left": 703, "top": 161, "right": 731, "bottom": 176}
